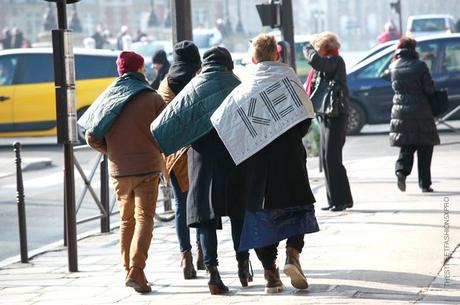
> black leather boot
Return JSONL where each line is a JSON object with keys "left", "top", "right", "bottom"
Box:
{"left": 237, "top": 259, "right": 253, "bottom": 287}
{"left": 206, "top": 265, "right": 229, "bottom": 295}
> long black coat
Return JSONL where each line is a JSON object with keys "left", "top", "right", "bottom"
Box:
{"left": 186, "top": 130, "right": 243, "bottom": 227}
{"left": 389, "top": 49, "right": 440, "bottom": 146}
{"left": 238, "top": 119, "right": 316, "bottom": 212}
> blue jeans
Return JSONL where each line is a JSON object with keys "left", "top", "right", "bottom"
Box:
{"left": 170, "top": 173, "right": 199, "bottom": 253}
{"left": 199, "top": 218, "right": 250, "bottom": 267}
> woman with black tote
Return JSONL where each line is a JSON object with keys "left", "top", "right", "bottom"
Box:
{"left": 389, "top": 37, "right": 440, "bottom": 192}
{"left": 303, "top": 32, "right": 353, "bottom": 212}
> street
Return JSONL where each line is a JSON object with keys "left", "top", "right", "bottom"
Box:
{"left": 0, "top": 142, "right": 171, "bottom": 262}
{"left": 0, "top": 125, "right": 458, "bottom": 263}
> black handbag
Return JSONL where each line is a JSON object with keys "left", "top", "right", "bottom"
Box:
{"left": 310, "top": 71, "right": 344, "bottom": 118}
{"left": 429, "top": 90, "right": 449, "bottom": 117}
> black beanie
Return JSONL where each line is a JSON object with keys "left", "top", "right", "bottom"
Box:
{"left": 173, "top": 40, "right": 201, "bottom": 65}
{"left": 203, "top": 46, "right": 234, "bottom": 70}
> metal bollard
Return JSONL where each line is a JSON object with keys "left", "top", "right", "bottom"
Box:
{"left": 100, "top": 154, "right": 110, "bottom": 233}
{"left": 13, "top": 142, "right": 28, "bottom": 263}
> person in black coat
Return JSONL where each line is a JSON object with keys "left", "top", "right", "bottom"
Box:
{"left": 389, "top": 37, "right": 440, "bottom": 192}
{"left": 186, "top": 47, "right": 251, "bottom": 294}
{"left": 303, "top": 32, "right": 353, "bottom": 212}
{"left": 150, "top": 50, "right": 170, "bottom": 90}
{"left": 234, "top": 34, "right": 319, "bottom": 294}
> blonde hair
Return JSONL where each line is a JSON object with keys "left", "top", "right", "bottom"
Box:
{"left": 250, "top": 34, "right": 278, "bottom": 62}
{"left": 311, "top": 32, "right": 341, "bottom": 52}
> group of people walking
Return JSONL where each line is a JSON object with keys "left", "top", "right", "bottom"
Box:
{"left": 78, "top": 28, "right": 440, "bottom": 296}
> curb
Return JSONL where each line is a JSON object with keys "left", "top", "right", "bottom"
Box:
{"left": 0, "top": 222, "right": 120, "bottom": 269}
{"left": 0, "top": 158, "right": 53, "bottom": 179}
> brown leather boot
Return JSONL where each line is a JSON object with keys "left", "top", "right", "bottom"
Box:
{"left": 181, "top": 250, "right": 197, "bottom": 279}
{"left": 196, "top": 242, "right": 205, "bottom": 270}
{"left": 125, "top": 267, "right": 151, "bottom": 293}
{"left": 237, "top": 259, "right": 253, "bottom": 287}
{"left": 264, "top": 263, "right": 284, "bottom": 294}
{"left": 207, "top": 265, "right": 229, "bottom": 295}
{"left": 283, "top": 246, "right": 308, "bottom": 289}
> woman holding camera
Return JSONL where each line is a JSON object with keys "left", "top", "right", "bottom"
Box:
{"left": 303, "top": 32, "right": 353, "bottom": 212}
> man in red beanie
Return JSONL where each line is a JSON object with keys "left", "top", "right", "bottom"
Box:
{"left": 79, "top": 50, "right": 165, "bottom": 293}
{"left": 116, "top": 51, "right": 145, "bottom": 76}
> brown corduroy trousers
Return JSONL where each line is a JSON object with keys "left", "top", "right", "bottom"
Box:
{"left": 113, "top": 174, "right": 159, "bottom": 271}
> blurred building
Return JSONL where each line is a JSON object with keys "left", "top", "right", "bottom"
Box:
{"left": 0, "top": 0, "right": 459, "bottom": 50}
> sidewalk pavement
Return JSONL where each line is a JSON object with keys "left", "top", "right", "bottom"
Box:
{"left": 0, "top": 149, "right": 459, "bottom": 305}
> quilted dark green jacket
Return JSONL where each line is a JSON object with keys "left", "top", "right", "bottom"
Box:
{"left": 77, "top": 72, "right": 153, "bottom": 140}
{"left": 151, "top": 64, "right": 241, "bottom": 155}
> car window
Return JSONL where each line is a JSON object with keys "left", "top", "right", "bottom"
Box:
{"left": 295, "top": 41, "right": 308, "bottom": 61}
{"left": 356, "top": 52, "right": 392, "bottom": 79}
{"left": 442, "top": 40, "right": 460, "bottom": 72}
{"left": 0, "top": 56, "right": 17, "bottom": 86}
{"left": 417, "top": 41, "right": 439, "bottom": 72}
{"left": 412, "top": 18, "right": 445, "bottom": 32}
{"left": 75, "top": 55, "right": 118, "bottom": 80}
{"left": 14, "top": 54, "right": 54, "bottom": 84}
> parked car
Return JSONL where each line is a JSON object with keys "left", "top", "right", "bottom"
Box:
{"left": 193, "top": 28, "right": 223, "bottom": 55}
{"left": 0, "top": 48, "right": 119, "bottom": 142}
{"left": 407, "top": 15, "right": 457, "bottom": 38}
{"left": 346, "top": 34, "right": 460, "bottom": 134}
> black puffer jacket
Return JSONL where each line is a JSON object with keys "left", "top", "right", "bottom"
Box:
{"left": 389, "top": 49, "right": 440, "bottom": 146}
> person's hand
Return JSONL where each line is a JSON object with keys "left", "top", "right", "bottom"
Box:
{"left": 303, "top": 42, "right": 313, "bottom": 50}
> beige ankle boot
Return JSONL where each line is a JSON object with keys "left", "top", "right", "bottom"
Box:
{"left": 283, "top": 246, "right": 308, "bottom": 289}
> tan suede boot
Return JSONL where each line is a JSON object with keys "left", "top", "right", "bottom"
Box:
{"left": 181, "top": 250, "right": 197, "bottom": 279}
{"left": 125, "top": 267, "right": 151, "bottom": 293}
{"left": 264, "top": 262, "right": 284, "bottom": 293}
{"left": 283, "top": 246, "right": 308, "bottom": 289}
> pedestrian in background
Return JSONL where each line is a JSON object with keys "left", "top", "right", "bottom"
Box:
{"left": 303, "top": 32, "right": 353, "bottom": 212}
{"left": 1, "top": 28, "right": 12, "bottom": 49}
{"left": 150, "top": 49, "right": 170, "bottom": 90}
{"left": 389, "top": 37, "right": 439, "bottom": 192}
{"left": 10, "top": 28, "right": 24, "bottom": 49}
{"left": 116, "top": 25, "right": 132, "bottom": 50}
{"left": 92, "top": 24, "right": 107, "bottom": 49}
{"left": 80, "top": 51, "right": 165, "bottom": 293}
{"left": 156, "top": 41, "right": 204, "bottom": 279}
{"left": 377, "top": 21, "right": 401, "bottom": 44}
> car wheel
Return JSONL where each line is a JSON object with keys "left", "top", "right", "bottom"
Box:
{"left": 76, "top": 108, "right": 88, "bottom": 145}
{"left": 346, "top": 102, "right": 365, "bottom": 135}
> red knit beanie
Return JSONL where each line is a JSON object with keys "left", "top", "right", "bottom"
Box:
{"left": 116, "top": 51, "right": 144, "bottom": 76}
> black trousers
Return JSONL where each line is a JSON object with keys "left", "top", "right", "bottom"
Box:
{"left": 254, "top": 234, "right": 304, "bottom": 269}
{"left": 395, "top": 145, "right": 433, "bottom": 188}
{"left": 320, "top": 115, "right": 353, "bottom": 207}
